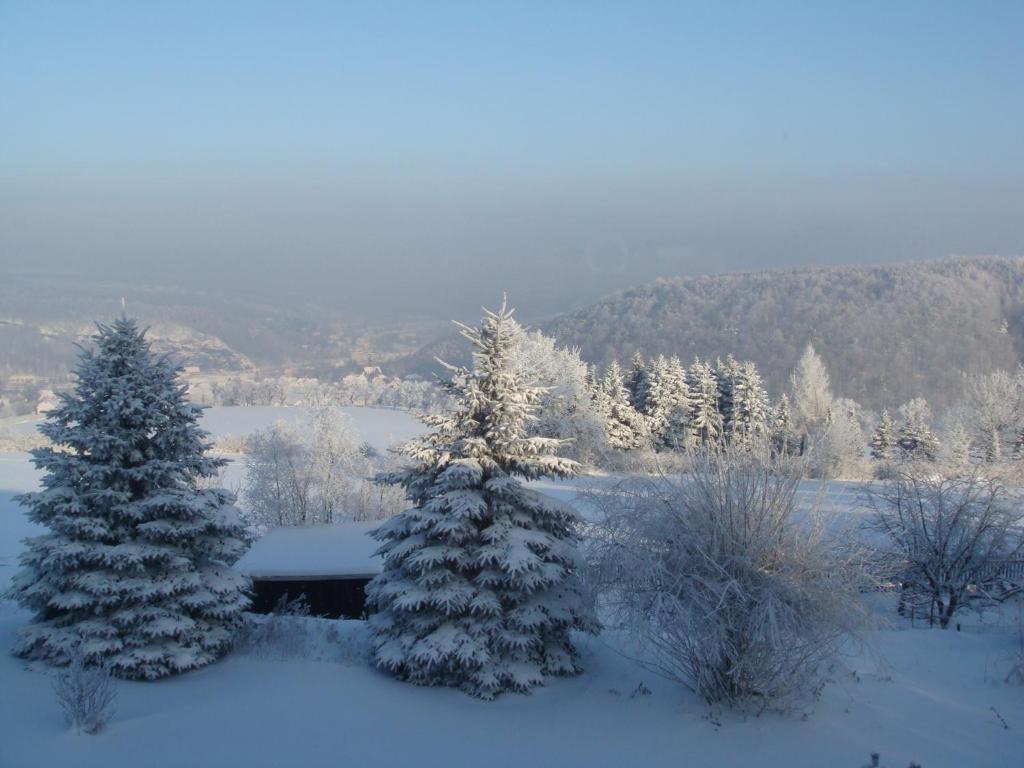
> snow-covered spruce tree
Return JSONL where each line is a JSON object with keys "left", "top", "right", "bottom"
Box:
{"left": 640, "top": 355, "right": 669, "bottom": 440}
{"left": 870, "top": 409, "right": 896, "bottom": 461}
{"left": 715, "top": 356, "right": 741, "bottom": 441}
{"left": 941, "top": 418, "right": 971, "bottom": 473}
{"left": 366, "top": 300, "right": 595, "bottom": 699}
{"left": 626, "top": 351, "right": 651, "bottom": 413}
{"left": 688, "top": 359, "right": 723, "bottom": 448}
{"left": 896, "top": 399, "right": 939, "bottom": 462}
{"left": 602, "top": 360, "right": 648, "bottom": 451}
{"left": 7, "top": 318, "right": 249, "bottom": 679}
{"left": 645, "top": 355, "right": 694, "bottom": 451}
{"left": 770, "top": 394, "right": 799, "bottom": 456}
{"left": 728, "top": 360, "right": 770, "bottom": 451}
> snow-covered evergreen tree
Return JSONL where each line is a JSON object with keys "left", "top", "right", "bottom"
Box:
{"left": 7, "top": 318, "right": 249, "bottom": 679}
{"left": 942, "top": 418, "right": 971, "bottom": 471}
{"left": 688, "top": 359, "right": 723, "bottom": 448}
{"left": 626, "top": 351, "right": 650, "bottom": 413}
{"left": 366, "top": 300, "right": 594, "bottom": 699}
{"left": 715, "top": 356, "right": 742, "bottom": 441}
{"left": 728, "top": 360, "right": 770, "bottom": 450}
{"left": 647, "top": 355, "right": 693, "bottom": 451}
{"left": 770, "top": 394, "right": 799, "bottom": 456}
{"left": 602, "top": 361, "right": 648, "bottom": 451}
{"left": 640, "top": 355, "right": 669, "bottom": 440}
{"left": 896, "top": 399, "right": 939, "bottom": 462}
{"left": 870, "top": 409, "right": 896, "bottom": 461}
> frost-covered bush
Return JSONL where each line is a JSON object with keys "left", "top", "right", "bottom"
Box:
{"left": 242, "top": 407, "right": 400, "bottom": 526}
{"left": 238, "top": 609, "right": 369, "bottom": 665}
{"left": 506, "top": 325, "right": 610, "bottom": 464}
{"left": 867, "top": 469, "right": 1024, "bottom": 628}
{"left": 52, "top": 646, "right": 117, "bottom": 734}
{"left": 589, "top": 451, "right": 865, "bottom": 709}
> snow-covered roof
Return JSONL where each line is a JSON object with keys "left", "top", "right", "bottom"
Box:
{"left": 235, "top": 522, "right": 382, "bottom": 580}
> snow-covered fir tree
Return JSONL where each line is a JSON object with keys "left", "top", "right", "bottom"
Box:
{"left": 715, "top": 356, "right": 741, "bottom": 440}
{"left": 770, "top": 393, "right": 799, "bottom": 456}
{"left": 896, "top": 399, "right": 939, "bottom": 462}
{"left": 7, "top": 318, "right": 249, "bottom": 679}
{"left": 639, "top": 355, "right": 669, "bottom": 438}
{"left": 942, "top": 418, "right": 971, "bottom": 471}
{"left": 646, "top": 355, "right": 693, "bottom": 451}
{"left": 688, "top": 358, "right": 723, "bottom": 448}
{"left": 727, "top": 360, "right": 770, "bottom": 450}
{"left": 602, "top": 360, "right": 648, "bottom": 451}
{"left": 870, "top": 409, "right": 896, "bottom": 460}
{"left": 626, "top": 351, "right": 651, "bottom": 413}
{"left": 366, "top": 300, "right": 595, "bottom": 699}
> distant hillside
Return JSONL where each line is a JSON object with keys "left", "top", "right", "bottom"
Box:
{"left": 543, "top": 256, "right": 1024, "bottom": 412}
{"left": 0, "top": 274, "right": 445, "bottom": 381}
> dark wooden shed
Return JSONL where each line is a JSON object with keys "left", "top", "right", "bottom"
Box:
{"left": 235, "top": 522, "right": 382, "bottom": 620}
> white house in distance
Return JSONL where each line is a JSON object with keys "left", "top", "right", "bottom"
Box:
{"left": 235, "top": 521, "right": 383, "bottom": 618}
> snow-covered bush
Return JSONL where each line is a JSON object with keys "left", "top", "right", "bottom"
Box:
{"left": 867, "top": 469, "right": 1024, "bottom": 628}
{"left": 7, "top": 318, "right": 250, "bottom": 679}
{"left": 52, "top": 645, "right": 117, "bottom": 735}
{"left": 589, "top": 451, "right": 865, "bottom": 709}
{"left": 238, "top": 609, "right": 369, "bottom": 665}
{"left": 367, "top": 299, "right": 596, "bottom": 699}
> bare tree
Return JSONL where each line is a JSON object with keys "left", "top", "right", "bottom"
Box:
{"left": 243, "top": 422, "right": 313, "bottom": 526}
{"left": 589, "top": 451, "right": 866, "bottom": 709}
{"left": 867, "top": 469, "right": 1024, "bottom": 628}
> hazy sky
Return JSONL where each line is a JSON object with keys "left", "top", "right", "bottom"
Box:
{"left": 2, "top": 1, "right": 1022, "bottom": 318}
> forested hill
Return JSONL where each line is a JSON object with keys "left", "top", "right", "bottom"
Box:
{"left": 543, "top": 256, "right": 1024, "bottom": 412}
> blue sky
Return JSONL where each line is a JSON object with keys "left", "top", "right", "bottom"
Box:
{"left": 1, "top": 1, "right": 1022, "bottom": 314}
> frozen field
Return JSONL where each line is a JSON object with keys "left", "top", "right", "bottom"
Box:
{"left": 1, "top": 408, "right": 1023, "bottom": 767}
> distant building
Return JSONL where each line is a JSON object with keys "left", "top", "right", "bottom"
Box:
{"left": 234, "top": 522, "right": 382, "bottom": 619}
{"left": 35, "top": 389, "right": 60, "bottom": 415}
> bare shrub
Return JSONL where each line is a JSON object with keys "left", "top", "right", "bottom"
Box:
{"left": 52, "top": 646, "right": 117, "bottom": 734}
{"left": 867, "top": 469, "right": 1024, "bottom": 628}
{"left": 589, "top": 451, "right": 866, "bottom": 709}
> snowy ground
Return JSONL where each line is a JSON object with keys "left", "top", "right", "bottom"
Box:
{"left": 1, "top": 408, "right": 1023, "bottom": 767}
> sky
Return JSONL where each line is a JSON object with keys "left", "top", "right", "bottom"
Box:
{"left": 1, "top": 1, "right": 1022, "bottom": 318}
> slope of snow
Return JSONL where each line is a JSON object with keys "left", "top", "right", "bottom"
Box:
{"left": 0, "top": 609, "right": 1021, "bottom": 768}
{"left": 2, "top": 447, "right": 1023, "bottom": 767}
